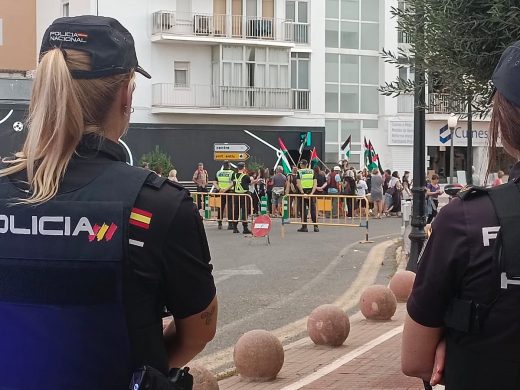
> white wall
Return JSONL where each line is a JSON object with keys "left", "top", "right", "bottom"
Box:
{"left": 36, "top": 0, "right": 62, "bottom": 53}
{"left": 308, "top": 0, "right": 324, "bottom": 117}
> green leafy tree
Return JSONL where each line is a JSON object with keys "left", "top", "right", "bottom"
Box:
{"left": 139, "top": 146, "right": 174, "bottom": 176}
{"left": 246, "top": 156, "right": 264, "bottom": 173}
{"left": 380, "top": 0, "right": 520, "bottom": 116}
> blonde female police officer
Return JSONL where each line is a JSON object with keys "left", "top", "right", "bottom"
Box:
{"left": 0, "top": 16, "right": 217, "bottom": 389}
{"left": 402, "top": 40, "right": 520, "bottom": 389}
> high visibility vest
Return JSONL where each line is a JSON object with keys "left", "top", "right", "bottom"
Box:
{"left": 216, "top": 169, "right": 234, "bottom": 189}
{"left": 234, "top": 172, "right": 248, "bottom": 193}
{"left": 298, "top": 169, "right": 314, "bottom": 190}
{"left": 0, "top": 162, "right": 153, "bottom": 389}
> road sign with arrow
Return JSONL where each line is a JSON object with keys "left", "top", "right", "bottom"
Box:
{"left": 214, "top": 152, "right": 250, "bottom": 161}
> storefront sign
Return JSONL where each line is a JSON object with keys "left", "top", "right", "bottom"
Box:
{"left": 388, "top": 121, "right": 414, "bottom": 146}
{"left": 426, "top": 121, "right": 492, "bottom": 147}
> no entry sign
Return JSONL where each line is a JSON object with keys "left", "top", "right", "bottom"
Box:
{"left": 252, "top": 215, "right": 272, "bottom": 237}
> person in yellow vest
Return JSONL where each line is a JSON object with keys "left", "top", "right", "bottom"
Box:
{"left": 297, "top": 159, "right": 318, "bottom": 232}
{"left": 215, "top": 161, "right": 235, "bottom": 230}
{"left": 232, "top": 162, "right": 252, "bottom": 234}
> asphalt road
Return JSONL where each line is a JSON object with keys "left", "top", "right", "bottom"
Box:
{"left": 195, "top": 216, "right": 403, "bottom": 369}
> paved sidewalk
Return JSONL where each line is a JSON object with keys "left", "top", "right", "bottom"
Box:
{"left": 218, "top": 247, "right": 443, "bottom": 390}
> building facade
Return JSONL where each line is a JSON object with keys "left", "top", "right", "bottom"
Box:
{"left": 2, "top": 0, "right": 503, "bottom": 181}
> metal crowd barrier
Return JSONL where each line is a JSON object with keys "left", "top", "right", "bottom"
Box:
{"left": 191, "top": 192, "right": 254, "bottom": 224}
{"left": 281, "top": 194, "right": 372, "bottom": 242}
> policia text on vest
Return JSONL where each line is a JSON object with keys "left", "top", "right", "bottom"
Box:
{"left": 215, "top": 166, "right": 234, "bottom": 229}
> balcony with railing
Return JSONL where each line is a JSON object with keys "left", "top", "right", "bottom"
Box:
{"left": 152, "top": 11, "right": 302, "bottom": 45}
{"left": 428, "top": 93, "right": 466, "bottom": 114}
{"left": 292, "top": 89, "right": 310, "bottom": 111}
{"left": 152, "top": 83, "right": 294, "bottom": 115}
{"left": 398, "top": 31, "right": 412, "bottom": 44}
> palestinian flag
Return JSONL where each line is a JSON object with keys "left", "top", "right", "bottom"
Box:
{"left": 367, "top": 141, "right": 379, "bottom": 171}
{"left": 310, "top": 147, "right": 319, "bottom": 168}
{"left": 364, "top": 137, "right": 370, "bottom": 168}
{"left": 277, "top": 137, "right": 292, "bottom": 174}
{"left": 340, "top": 135, "right": 351, "bottom": 160}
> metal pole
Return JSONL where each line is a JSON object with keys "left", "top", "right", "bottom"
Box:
{"left": 466, "top": 94, "right": 473, "bottom": 185}
{"left": 407, "top": 0, "right": 427, "bottom": 272}
{"left": 449, "top": 127, "right": 455, "bottom": 184}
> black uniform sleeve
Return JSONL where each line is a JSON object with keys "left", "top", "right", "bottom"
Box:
{"left": 162, "top": 198, "right": 216, "bottom": 319}
{"left": 407, "top": 198, "right": 470, "bottom": 328}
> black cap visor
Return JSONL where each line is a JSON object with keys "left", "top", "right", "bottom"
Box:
{"left": 136, "top": 65, "right": 151, "bottom": 79}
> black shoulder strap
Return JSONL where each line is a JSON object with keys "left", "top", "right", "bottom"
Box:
{"left": 487, "top": 181, "right": 520, "bottom": 277}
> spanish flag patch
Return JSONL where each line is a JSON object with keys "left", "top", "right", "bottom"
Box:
{"left": 130, "top": 208, "right": 152, "bottom": 230}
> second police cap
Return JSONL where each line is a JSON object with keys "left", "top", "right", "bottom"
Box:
{"left": 40, "top": 15, "right": 151, "bottom": 80}
{"left": 491, "top": 40, "right": 520, "bottom": 107}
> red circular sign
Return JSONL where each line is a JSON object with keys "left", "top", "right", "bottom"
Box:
{"left": 252, "top": 215, "right": 272, "bottom": 237}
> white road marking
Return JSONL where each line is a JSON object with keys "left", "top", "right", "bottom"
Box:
{"left": 213, "top": 264, "right": 263, "bottom": 284}
{"left": 280, "top": 325, "right": 404, "bottom": 390}
{"left": 129, "top": 239, "right": 144, "bottom": 247}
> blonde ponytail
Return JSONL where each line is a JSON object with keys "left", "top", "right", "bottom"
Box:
{"left": 0, "top": 49, "right": 131, "bottom": 203}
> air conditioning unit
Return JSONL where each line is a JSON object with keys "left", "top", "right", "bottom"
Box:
{"left": 194, "top": 15, "right": 211, "bottom": 35}
{"left": 155, "top": 12, "right": 175, "bottom": 32}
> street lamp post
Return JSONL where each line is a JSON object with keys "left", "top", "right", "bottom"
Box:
{"left": 448, "top": 114, "right": 458, "bottom": 184}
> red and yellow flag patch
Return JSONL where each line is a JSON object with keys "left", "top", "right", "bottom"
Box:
{"left": 129, "top": 208, "right": 152, "bottom": 230}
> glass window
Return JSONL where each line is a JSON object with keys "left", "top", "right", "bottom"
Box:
{"left": 341, "top": 55, "right": 359, "bottom": 83}
{"left": 326, "top": 0, "right": 339, "bottom": 19}
{"left": 326, "top": 143, "right": 339, "bottom": 153}
{"left": 341, "top": 0, "right": 358, "bottom": 20}
{"left": 0, "top": 19, "right": 3, "bottom": 46}
{"left": 360, "top": 86, "right": 379, "bottom": 114}
{"left": 256, "top": 64, "right": 266, "bottom": 87}
{"left": 291, "top": 60, "right": 297, "bottom": 89}
{"left": 325, "top": 20, "right": 339, "bottom": 48}
{"left": 363, "top": 120, "right": 379, "bottom": 128}
{"left": 341, "top": 120, "right": 361, "bottom": 141}
{"left": 280, "top": 65, "right": 289, "bottom": 87}
{"left": 325, "top": 152, "right": 339, "bottom": 164}
{"left": 223, "top": 45, "right": 243, "bottom": 60}
{"left": 325, "top": 84, "right": 339, "bottom": 113}
{"left": 256, "top": 47, "right": 267, "bottom": 62}
{"left": 340, "top": 85, "right": 359, "bottom": 113}
{"left": 286, "top": 1, "right": 296, "bottom": 20}
{"left": 361, "top": 23, "right": 379, "bottom": 51}
{"left": 269, "top": 65, "right": 279, "bottom": 87}
{"left": 298, "top": 60, "right": 309, "bottom": 89}
{"left": 212, "top": 46, "right": 220, "bottom": 62}
{"left": 325, "top": 54, "right": 339, "bottom": 83}
{"left": 326, "top": 120, "right": 339, "bottom": 143}
{"left": 174, "top": 62, "right": 190, "bottom": 87}
{"left": 298, "top": 2, "right": 308, "bottom": 22}
{"left": 361, "top": 0, "right": 379, "bottom": 22}
{"left": 341, "top": 21, "right": 359, "bottom": 49}
{"left": 360, "top": 56, "right": 378, "bottom": 84}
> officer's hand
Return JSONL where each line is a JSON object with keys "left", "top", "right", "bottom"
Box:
{"left": 430, "top": 338, "right": 446, "bottom": 386}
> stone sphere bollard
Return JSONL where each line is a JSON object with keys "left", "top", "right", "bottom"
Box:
{"left": 388, "top": 271, "right": 416, "bottom": 302}
{"left": 307, "top": 304, "right": 350, "bottom": 347}
{"left": 190, "top": 364, "right": 219, "bottom": 390}
{"left": 233, "top": 330, "right": 284, "bottom": 381}
{"left": 359, "top": 285, "right": 397, "bottom": 320}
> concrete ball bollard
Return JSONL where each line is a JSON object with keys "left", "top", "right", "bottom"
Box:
{"left": 307, "top": 304, "right": 350, "bottom": 347}
{"left": 190, "top": 364, "right": 219, "bottom": 390}
{"left": 233, "top": 330, "right": 284, "bottom": 381}
{"left": 359, "top": 285, "right": 397, "bottom": 320}
{"left": 388, "top": 271, "right": 416, "bottom": 302}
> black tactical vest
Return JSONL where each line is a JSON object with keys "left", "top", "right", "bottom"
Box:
{"left": 0, "top": 161, "right": 152, "bottom": 390}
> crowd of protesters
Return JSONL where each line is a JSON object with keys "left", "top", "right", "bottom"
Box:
{"left": 192, "top": 160, "right": 415, "bottom": 227}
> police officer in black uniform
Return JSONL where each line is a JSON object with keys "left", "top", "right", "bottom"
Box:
{"left": 0, "top": 16, "right": 217, "bottom": 390}
{"left": 402, "top": 40, "right": 520, "bottom": 390}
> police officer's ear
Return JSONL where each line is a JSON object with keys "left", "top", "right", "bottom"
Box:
{"left": 119, "top": 74, "right": 136, "bottom": 118}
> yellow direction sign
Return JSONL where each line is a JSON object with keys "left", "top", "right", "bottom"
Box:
{"left": 214, "top": 152, "right": 250, "bottom": 161}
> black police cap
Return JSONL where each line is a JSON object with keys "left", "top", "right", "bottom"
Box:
{"left": 491, "top": 41, "right": 520, "bottom": 107}
{"left": 40, "top": 15, "right": 151, "bottom": 80}
{"left": 237, "top": 162, "right": 246, "bottom": 168}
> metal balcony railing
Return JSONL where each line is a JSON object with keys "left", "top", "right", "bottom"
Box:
{"left": 397, "top": 94, "right": 414, "bottom": 113}
{"left": 152, "top": 11, "right": 299, "bottom": 42}
{"left": 152, "top": 84, "right": 293, "bottom": 110}
{"left": 398, "top": 31, "right": 412, "bottom": 44}
{"left": 428, "top": 93, "right": 466, "bottom": 114}
{"left": 284, "top": 22, "right": 309, "bottom": 44}
{"left": 292, "top": 89, "right": 310, "bottom": 110}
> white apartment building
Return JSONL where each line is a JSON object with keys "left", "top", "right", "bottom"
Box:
{"left": 30, "top": 0, "right": 507, "bottom": 179}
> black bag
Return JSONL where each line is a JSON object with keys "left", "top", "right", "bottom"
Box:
{"left": 130, "top": 366, "right": 193, "bottom": 390}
